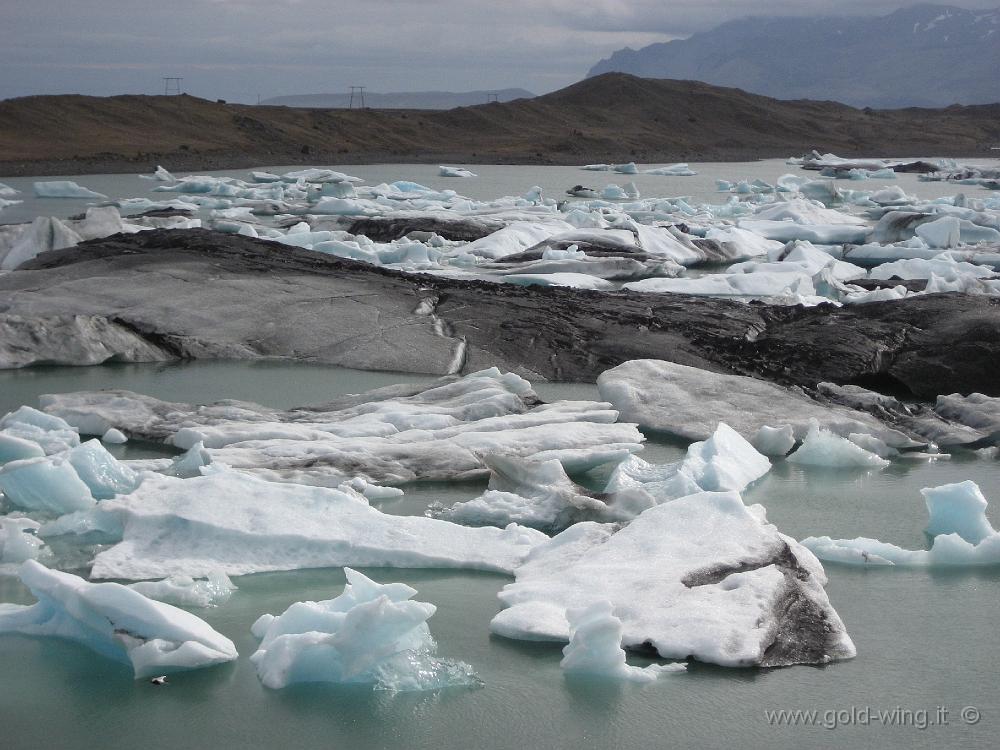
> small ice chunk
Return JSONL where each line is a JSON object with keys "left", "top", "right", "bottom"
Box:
{"left": 914, "top": 216, "right": 961, "bottom": 249}
{"left": 164, "top": 441, "right": 212, "bottom": 478}
{"left": 786, "top": 423, "right": 890, "bottom": 468}
{"left": 561, "top": 601, "right": 684, "bottom": 682}
{"left": 802, "top": 481, "right": 1000, "bottom": 568}
{"left": 101, "top": 428, "right": 128, "bottom": 444}
{"left": 129, "top": 570, "right": 236, "bottom": 608}
{"left": 65, "top": 439, "right": 139, "bottom": 499}
{"left": 751, "top": 425, "right": 796, "bottom": 457}
{"left": 0, "top": 518, "right": 45, "bottom": 564}
{"left": 249, "top": 567, "right": 480, "bottom": 691}
{"left": 922, "top": 481, "right": 996, "bottom": 544}
{"left": 0, "top": 456, "right": 95, "bottom": 514}
{"left": 0, "top": 561, "right": 237, "bottom": 678}
{"left": 0, "top": 406, "right": 80, "bottom": 454}
{"left": 33, "top": 181, "right": 108, "bottom": 199}
{"left": 0, "top": 433, "right": 45, "bottom": 465}
{"left": 438, "top": 166, "right": 477, "bottom": 178}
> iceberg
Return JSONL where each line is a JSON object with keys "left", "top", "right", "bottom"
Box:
{"left": 0, "top": 561, "right": 237, "bottom": 678}
{"left": 128, "top": 571, "right": 236, "bottom": 608}
{"left": 32, "top": 181, "right": 108, "bottom": 199}
{"left": 0, "top": 406, "right": 81, "bottom": 455}
{"left": 249, "top": 567, "right": 479, "bottom": 691}
{"left": 438, "top": 166, "right": 477, "bottom": 178}
{"left": 0, "top": 216, "right": 82, "bottom": 271}
{"left": 0, "top": 433, "right": 45, "bottom": 465}
{"left": 491, "top": 491, "right": 856, "bottom": 667}
{"left": 597, "top": 360, "right": 919, "bottom": 448}
{"left": 436, "top": 454, "right": 608, "bottom": 532}
{"left": 0, "top": 456, "right": 96, "bottom": 514}
{"left": 561, "top": 602, "right": 685, "bottom": 682}
{"left": 42, "top": 369, "right": 644, "bottom": 486}
{"left": 645, "top": 164, "right": 696, "bottom": 176}
{"left": 65, "top": 439, "right": 139, "bottom": 499}
{"left": 785, "top": 423, "right": 891, "bottom": 468}
{"left": 605, "top": 423, "right": 770, "bottom": 517}
{"left": 802, "top": 481, "right": 1000, "bottom": 567}
{"left": 86, "top": 469, "right": 548, "bottom": 580}
{"left": 0, "top": 517, "right": 45, "bottom": 565}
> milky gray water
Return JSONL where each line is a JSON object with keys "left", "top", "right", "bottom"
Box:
{"left": 1, "top": 361, "right": 999, "bottom": 750}
{"left": 3, "top": 158, "right": 1000, "bottom": 226}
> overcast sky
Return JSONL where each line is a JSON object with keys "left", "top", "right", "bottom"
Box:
{"left": 1, "top": 1, "right": 996, "bottom": 102}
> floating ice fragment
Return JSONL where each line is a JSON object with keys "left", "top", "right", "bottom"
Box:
{"left": 438, "top": 166, "right": 477, "bottom": 178}
{"left": 0, "top": 561, "right": 237, "bottom": 678}
{"left": 561, "top": 601, "right": 685, "bottom": 682}
{"left": 87, "top": 469, "right": 549, "bottom": 580}
{"left": 922, "top": 481, "right": 995, "bottom": 544}
{"left": 129, "top": 570, "right": 236, "bottom": 608}
{"left": 491, "top": 491, "right": 855, "bottom": 667}
{"left": 250, "top": 567, "right": 480, "bottom": 691}
{"left": 0, "top": 455, "right": 95, "bottom": 514}
{"left": 786, "top": 422, "right": 891, "bottom": 468}
{"left": 802, "top": 481, "right": 1000, "bottom": 567}
{"left": 33, "top": 181, "right": 108, "bottom": 199}
{"left": 101, "top": 428, "right": 128, "bottom": 444}
{"left": 0, "top": 518, "right": 45, "bottom": 565}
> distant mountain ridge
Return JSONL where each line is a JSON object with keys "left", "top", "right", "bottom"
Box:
{"left": 587, "top": 4, "right": 1000, "bottom": 107}
{"left": 261, "top": 88, "right": 534, "bottom": 110}
{"left": 3, "top": 74, "right": 999, "bottom": 177}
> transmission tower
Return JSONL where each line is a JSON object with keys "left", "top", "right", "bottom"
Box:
{"left": 349, "top": 86, "right": 366, "bottom": 109}
{"left": 163, "top": 77, "right": 183, "bottom": 95}
{"left": 487, "top": 93, "right": 499, "bottom": 103}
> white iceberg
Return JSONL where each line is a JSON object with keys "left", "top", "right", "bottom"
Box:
{"left": 561, "top": 602, "right": 685, "bottom": 682}
{"left": 250, "top": 567, "right": 480, "bottom": 691}
{"left": 785, "top": 423, "right": 891, "bottom": 468}
{"left": 32, "top": 181, "right": 108, "bottom": 199}
{"left": 0, "top": 561, "right": 237, "bottom": 678}
{"left": 802, "top": 481, "right": 1000, "bottom": 567}
{"left": 491, "top": 491, "right": 856, "bottom": 667}
{"left": 438, "top": 166, "right": 477, "bottom": 178}
{"left": 0, "top": 455, "right": 95, "bottom": 514}
{"left": 436, "top": 453, "right": 607, "bottom": 531}
{"left": 85, "top": 469, "right": 548, "bottom": 580}
{"left": 128, "top": 570, "right": 236, "bottom": 608}
{"left": 596, "top": 360, "right": 918, "bottom": 448}
{"left": 605, "top": 423, "right": 770, "bottom": 517}
{"left": 0, "top": 517, "right": 45, "bottom": 565}
{"left": 42, "top": 369, "right": 643, "bottom": 486}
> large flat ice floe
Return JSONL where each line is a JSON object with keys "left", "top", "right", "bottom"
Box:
{"left": 41, "top": 368, "right": 644, "bottom": 486}
{"left": 490, "top": 491, "right": 856, "bottom": 667}
{"left": 0, "top": 561, "right": 237, "bottom": 678}
{"left": 802, "top": 481, "right": 1000, "bottom": 567}
{"left": 250, "top": 567, "right": 480, "bottom": 691}
{"left": 596, "top": 359, "right": 919, "bottom": 451}
{"left": 81, "top": 469, "right": 547, "bottom": 580}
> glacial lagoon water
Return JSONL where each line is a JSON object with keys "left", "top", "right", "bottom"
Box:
{"left": 1, "top": 361, "right": 999, "bottom": 749}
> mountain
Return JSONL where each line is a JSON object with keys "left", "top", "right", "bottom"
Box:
{"left": 260, "top": 89, "right": 534, "bottom": 109}
{"left": 587, "top": 4, "right": 1000, "bottom": 108}
{"left": 2, "top": 74, "right": 998, "bottom": 176}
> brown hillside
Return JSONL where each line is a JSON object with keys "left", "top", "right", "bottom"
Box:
{"left": 1, "top": 74, "right": 998, "bottom": 176}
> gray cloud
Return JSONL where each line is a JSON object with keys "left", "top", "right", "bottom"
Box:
{"left": 1, "top": 1, "right": 996, "bottom": 102}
